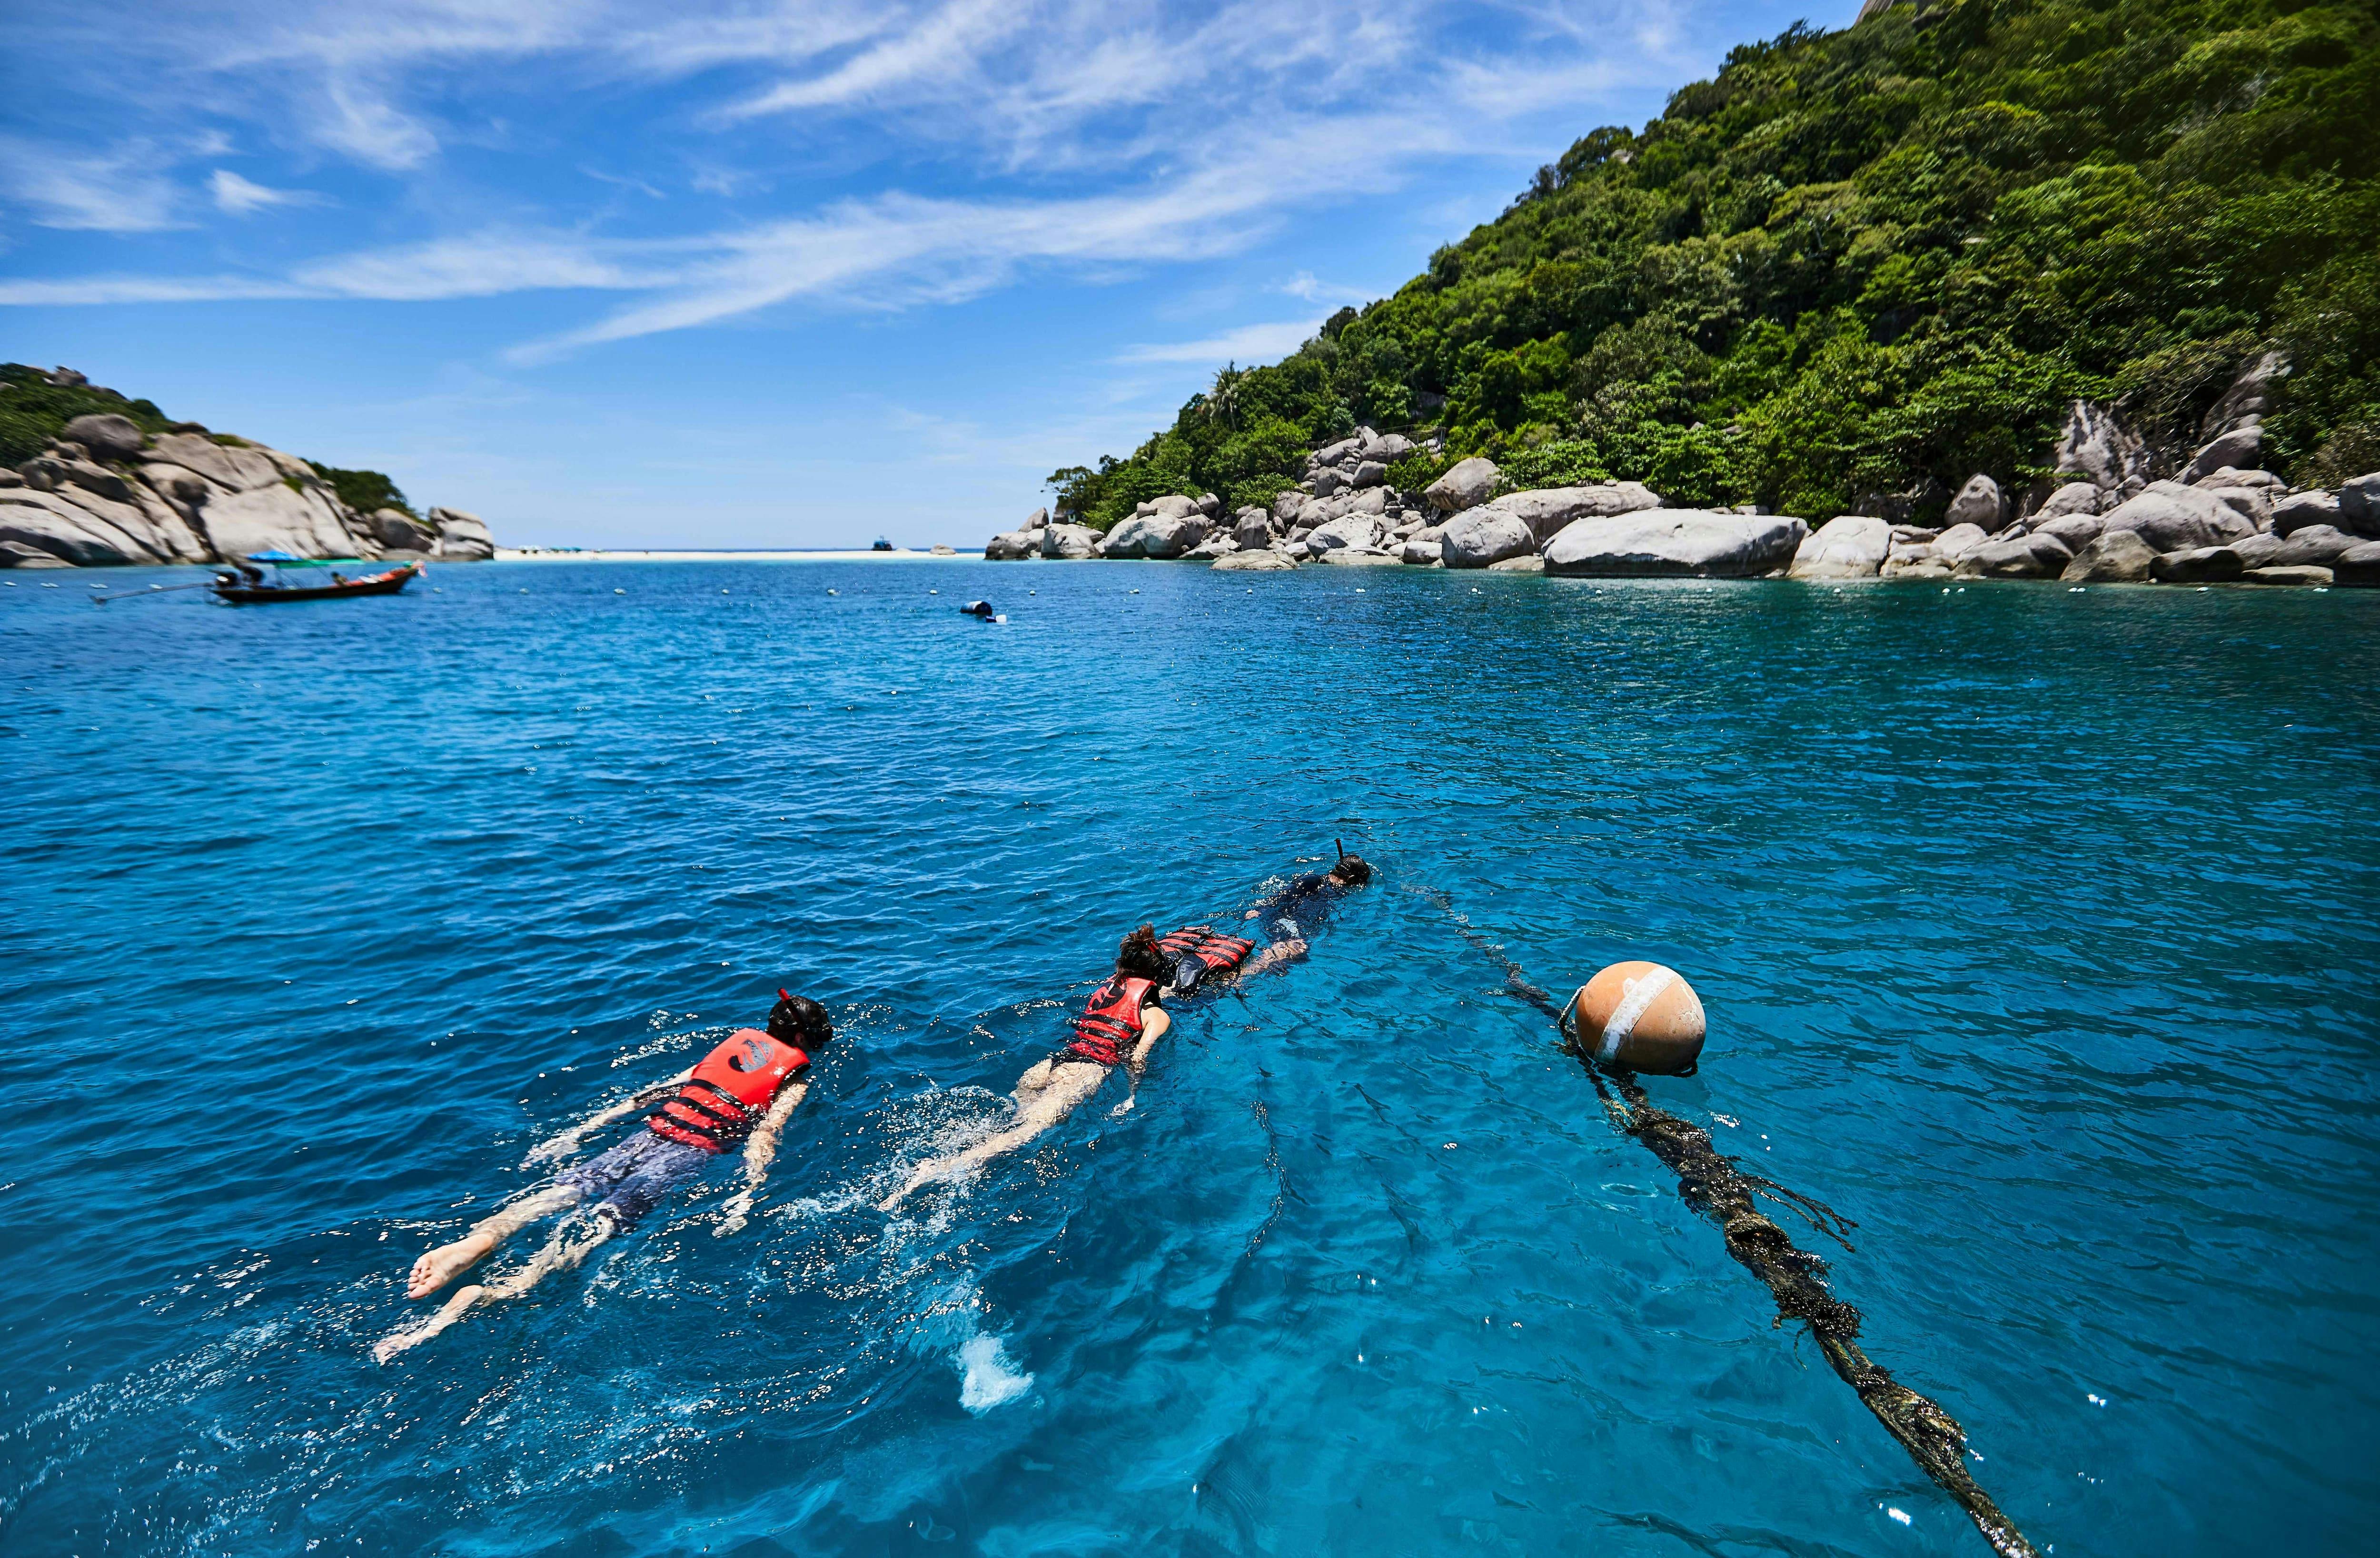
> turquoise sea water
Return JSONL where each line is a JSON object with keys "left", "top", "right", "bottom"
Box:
{"left": 3, "top": 559, "right": 2376, "bottom": 1557}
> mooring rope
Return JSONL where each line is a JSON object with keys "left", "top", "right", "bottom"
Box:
{"left": 1408, "top": 884, "right": 2043, "bottom": 1558}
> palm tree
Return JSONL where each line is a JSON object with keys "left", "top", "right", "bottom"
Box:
{"left": 1206, "top": 363, "right": 1246, "bottom": 430}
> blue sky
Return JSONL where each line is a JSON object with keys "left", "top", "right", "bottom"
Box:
{"left": 2, "top": 0, "right": 1817, "bottom": 548}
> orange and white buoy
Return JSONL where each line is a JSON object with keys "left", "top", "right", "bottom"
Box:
{"left": 1569, "top": 962, "right": 1706, "bottom": 1075}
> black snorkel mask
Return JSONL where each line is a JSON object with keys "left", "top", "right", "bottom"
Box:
{"left": 768, "top": 987, "right": 833, "bottom": 1050}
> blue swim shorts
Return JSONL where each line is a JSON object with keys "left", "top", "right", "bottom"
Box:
{"left": 556, "top": 1128, "right": 712, "bottom": 1227}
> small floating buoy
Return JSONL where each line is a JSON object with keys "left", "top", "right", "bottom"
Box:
{"left": 928, "top": 589, "right": 939, "bottom": 595}
{"left": 828, "top": 588, "right": 838, "bottom": 595}
{"left": 1130, "top": 588, "right": 1140, "bottom": 595}
{"left": 721, "top": 588, "right": 730, "bottom": 595}
{"left": 1569, "top": 962, "right": 1706, "bottom": 1075}
{"left": 614, "top": 587, "right": 625, "bottom": 595}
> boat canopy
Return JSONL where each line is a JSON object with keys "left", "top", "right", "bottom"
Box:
{"left": 240, "top": 552, "right": 367, "bottom": 567}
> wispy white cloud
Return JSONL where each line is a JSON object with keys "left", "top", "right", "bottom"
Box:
{"left": 1115, "top": 319, "right": 1323, "bottom": 364}
{"left": 310, "top": 73, "right": 443, "bottom": 169}
{"left": 720, "top": 0, "right": 1021, "bottom": 119}
{"left": 0, "top": 136, "right": 188, "bottom": 231}
{"left": 3, "top": 0, "right": 1707, "bottom": 362}
{"left": 210, "top": 169, "right": 325, "bottom": 214}
{"left": 0, "top": 100, "right": 1466, "bottom": 339}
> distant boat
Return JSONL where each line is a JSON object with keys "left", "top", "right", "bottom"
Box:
{"left": 872, "top": 536, "right": 895, "bottom": 551}
{"left": 214, "top": 554, "right": 422, "bottom": 605}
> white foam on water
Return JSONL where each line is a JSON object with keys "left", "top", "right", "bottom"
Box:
{"left": 957, "top": 1333, "right": 1032, "bottom": 1414}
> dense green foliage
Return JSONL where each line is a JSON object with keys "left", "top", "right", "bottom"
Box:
{"left": 0, "top": 363, "right": 173, "bottom": 468}
{"left": 1, "top": 361, "right": 416, "bottom": 515}
{"left": 1054, "top": 0, "right": 2380, "bottom": 526}
{"left": 307, "top": 462, "right": 416, "bottom": 519}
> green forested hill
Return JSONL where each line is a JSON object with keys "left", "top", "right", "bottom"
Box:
{"left": 1051, "top": 0, "right": 2380, "bottom": 527}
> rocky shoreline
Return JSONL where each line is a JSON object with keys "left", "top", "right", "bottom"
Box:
{"left": 0, "top": 366, "right": 495, "bottom": 571}
{"left": 984, "top": 358, "right": 2380, "bottom": 588}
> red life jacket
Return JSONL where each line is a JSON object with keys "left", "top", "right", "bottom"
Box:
{"left": 1063, "top": 975, "right": 1159, "bottom": 1067}
{"left": 648, "top": 1028, "right": 810, "bottom": 1153}
{"left": 1157, "top": 926, "right": 1255, "bottom": 978}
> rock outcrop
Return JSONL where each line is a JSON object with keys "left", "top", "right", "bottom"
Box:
{"left": 1424, "top": 457, "right": 1499, "bottom": 514}
{"left": 1305, "top": 515, "right": 1384, "bottom": 557}
{"left": 1042, "top": 523, "right": 1100, "bottom": 559}
{"left": 1464, "top": 482, "right": 1662, "bottom": 546}
{"left": 423, "top": 507, "right": 492, "bottom": 560}
{"left": 2096, "top": 482, "right": 2254, "bottom": 553}
{"left": 1102, "top": 509, "right": 1208, "bottom": 559}
{"left": 1789, "top": 515, "right": 1891, "bottom": 579}
{"left": 1953, "top": 532, "right": 2073, "bottom": 579}
{"left": 1439, "top": 509, "right": 1538, "bottom": 569}
{"left": 2268, "top": 525, "right": 2362, "bottom": 566}
{"left": 1011, "top": 367, "right": 2377, "bottom": 605}
{"left": 2053, "top": 400, "right": 2150, "bottom": 503}
{"left": 0, "top": 365, "right": 495, "bottom": 568}
{"left": 2334, "top": 541, "right": 2380, "bottom": 586}
{"left": 2340, "top": 474, "right": 2380, "bottom": 536}
{"left": 1212, "top": 548, "right": 1299, "bottom": 571}
{"left": 2059, "top": 529, "right": 2157, "bottom": 583}
{"left": 60, "top": 413, "right": 146, "bottom": 463}
{"left": 1543, "top": 511, "right": 1806, "bottom": 577}
{"left": 1944, "top": 475, "right": 2007, "bottom": 533}
{"left": 2150, "top": 545, "right": 2247, "bottom": 584}
{"left": 2270, "top": 491, "right": 2341, "bottom": 536}
{"left": 2037, "top": 482, "right": 2102, "bottom": 518}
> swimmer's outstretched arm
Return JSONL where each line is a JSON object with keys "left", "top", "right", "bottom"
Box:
{"left": 716, "top": 1079, "right": 811, "bottom": 1236}
{"left": 521, "top": 1067, "right": 694, "bottom": 1169}
{"left": 879, "top": 1010, "right": 1171, "bottom": 1210}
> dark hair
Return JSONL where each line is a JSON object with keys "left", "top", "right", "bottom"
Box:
{"left": 1332, "top": 853, "right": 1373, "bottom": 885}
{"left": 766, "top": 990, "right": 833, "bottom": 1048}
{"left": 1115, "top": 923, "right": 1169, "bottom": 984}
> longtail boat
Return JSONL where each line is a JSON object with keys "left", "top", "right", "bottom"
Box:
{"left": 213, "top": 553, "right": 422, "bottom": 605}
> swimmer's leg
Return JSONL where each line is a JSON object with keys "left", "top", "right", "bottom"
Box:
{"left": 1241, "top": 937, "right": 1309, "bottom": 979}
{"left": 482, "top": 1211, "right": 618, "bottom": 1301}
{"left": 406, "top": 1183, "right": 580, "bottom": 1299}
{"left": 374, "top": 1214, "right": 618, "bottom": 1364}
{"left": 881, "top": 1062, "right": 1106, "bottom": 1210}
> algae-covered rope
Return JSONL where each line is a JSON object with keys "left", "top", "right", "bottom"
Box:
{"left": 1410, "top": 886, "right": 2043, "bottom": 1558}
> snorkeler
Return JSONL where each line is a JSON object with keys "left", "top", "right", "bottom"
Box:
{"left": 879, "top": 925, "right": 1174, "bottom": 1210}
{"left": 1239, "top": 844, "right": 1373, "bottom": 976}
{"left": 880, "top": 851, "right": 1373, "bottom": 1209}
{"left": 374, "top": 991, "right": 832, "bottom": 1362}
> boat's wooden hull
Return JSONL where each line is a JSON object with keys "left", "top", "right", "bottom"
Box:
{"left": 215, "top": 565, "right": 421, "bottom": 605}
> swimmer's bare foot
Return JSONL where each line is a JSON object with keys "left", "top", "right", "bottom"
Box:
{"left": 879, "top": 1164, "right": 939, "bottom": 1212}
{"left": 407, "top": 1232, "right": 496, "bottom": 1299}
{"left": 376, "top": 1283, "right": 489, "bottom": 1363}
